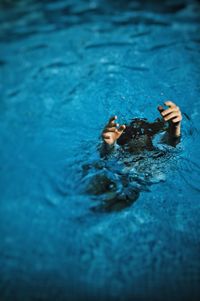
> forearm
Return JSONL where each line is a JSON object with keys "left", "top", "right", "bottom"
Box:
{"left": 161, "top": 130, "right": 181, "bottom": 147}
{"left": 166, "top": 123, "right": 181, "bottom": 146}
{"left": 168, "top": 123, "right": 181, "bottom": 138}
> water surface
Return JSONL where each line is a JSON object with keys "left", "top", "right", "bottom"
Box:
{"left": 0, "top": 0, "right": 200, "bottom": 300}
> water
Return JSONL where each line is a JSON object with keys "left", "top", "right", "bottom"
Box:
{"left": 0, "top": 0, "right": 200, "bottom": 300}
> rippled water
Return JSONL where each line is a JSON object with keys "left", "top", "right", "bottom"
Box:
{"left": 0, "top": 0, "right": 200, "bottom": 300}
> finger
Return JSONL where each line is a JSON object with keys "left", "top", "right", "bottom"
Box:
{"left": 157, "top": 105, "right": 164, "bottom": 112}
{"left": 104, "top": 137, "right": 112, "bottom": 144}
{"left": 164, "top": 112, "right": 180, "bottom": 121}
{"left": 172, "top": 116, "right": 182, "bottom": 123}
{"left": 103, "top": 127, "right": 117, "bottom": 133}
{"left": 164, "top": 101, "right": 177, "bottom": 108}
{"left": 117, "top": 125, "right": 126, "bottom": 132}
{"left": 161, "top": 107, "right": 179, "bottom": 117}
{"left": 107, "top": 123, "right": 119, "bottom": 128}
{"left": 109, "top": 116, "right": 117, "bottom": 122}
{"left": 102, "top": 133, "right": 111, "bottom": 139}
{"left": 108, "top": 116, "right": 117, "bottom": 126}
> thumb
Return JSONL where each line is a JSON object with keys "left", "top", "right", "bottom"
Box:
{"left": 157, "top": 105, "right": 164, "bottom": 113}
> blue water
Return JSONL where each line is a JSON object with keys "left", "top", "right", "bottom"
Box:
{"left": 0, "top": 0, "right": 200, "bottom": 300}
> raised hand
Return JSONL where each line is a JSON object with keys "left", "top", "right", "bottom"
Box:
{"left": 158, "top": 101, "right": 182, "bottom": 138}
{"left": 102, "top": 116, "right": 126, "bottom": 145}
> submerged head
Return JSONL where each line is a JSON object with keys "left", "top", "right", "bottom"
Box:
{"left": 117, "top": 117, "right": 166, "bottom": 151}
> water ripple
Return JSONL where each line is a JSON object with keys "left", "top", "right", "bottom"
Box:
{"left": 80, "top": 146, "right": 174, "bottom": 213}
{"left": 140, "top": 41, "right": 176, "bottom": 52}
{"left": 85, "top": 41, "right": 135, "bottom": 49}
{"left": 130, "top": 30, "right": 152, "bottom": 38}
{"left": 178, "top": 157, "right": 200, "bottom": 193}
{"left": 111, "top": 16, "right": 170, "bottom": 27}
{"left": 32, "top": 61, "right": 76, "bottom": 78}
{"left": 108, "top": 1, "right": 187, "bottom": 15}
{"left": 24, "top": 43, "right": 48, "bottom": 52}
{"left": 102, "top": 62, "right": 149, "bottom": 72}
{"left": 0, "top": 29, "right": 39, "bottom": 43}
{"left": 38, "top": 61, "right": 76, "bottom": 72}
{"left": 120, "top": 64, "right": 149, "bottom": 72}
{"left": 7, "top": 89, "right": 21, "bottom": 98}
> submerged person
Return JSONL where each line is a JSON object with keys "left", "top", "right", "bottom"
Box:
{"left": 83, "top": 101, "right": 182, "bottom": 212}
{"left": 101, "top": 101, "right": 182, "bottom": 157}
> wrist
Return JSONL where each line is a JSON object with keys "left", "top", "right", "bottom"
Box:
{"left": 168, "top": 123, "right": 181, "bottom": 138}
{"left": 103, "top": 141, "right": 115, "bottom": 148}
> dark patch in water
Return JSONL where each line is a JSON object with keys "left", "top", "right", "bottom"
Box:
{"left": 45, "top": 4, "right": 72, "bottom": 14}
{"left": 141, "top": 2, "right": 187, "bottom": 14}
{"left": 192, "top": 39, "right": 200, "bottom": 45}
{"left": 71, "top": 7, "right": 105, "bottom": 17}
{"left": 147, "top": 42, "right": 175, "bottom": 51}
{"left": 42, "top": 61, "right": 76, "bottom": 70}
{"left": 0, "top": 59, "right": 7, "bottom": 66}
{"left": 111, "top": 16, "right": 170, "bottom": 27}
{"left": 0, "top": 30, "right": 39, "bottom": 43}
{"left": 68, "top": 83, "right": 83, "bottom": 96}
{"left": 108, "top": 0, "right": 186, "bottom": 15}
{"left": 140, "top": 42, "right": 176, "bottom": 52}
{"left": 142, "top": 17, "right": 170, "bottom": 26}
{"left": 167, "top": 67, "right": 179, "bottom": 72}
{"left": 184, "top": 45, "right": 200, "bottom": 53}
{"left": 130, "top": 30, "right": 152, "bottom": 38}
{"left": 7, "top": 89, "right": 21, "bottom": 98}
{"left": 25, "top": 44, "right": 48, "bottom": 52}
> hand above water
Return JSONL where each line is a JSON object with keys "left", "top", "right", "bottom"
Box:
{"left": 158, "top": 101, "right": 182, "bottom": 138}
{"left": 102, "top": 116, "right": 126, "bottom": 145}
